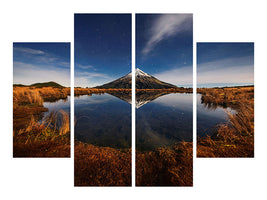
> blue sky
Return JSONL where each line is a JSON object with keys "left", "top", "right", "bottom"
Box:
{"left": 136, "top": 14, "right": 193, "bottom": 87}
{"left": 74, "top": 14, "right": 131, "bottom": 87}
{"left": 13, "top": 43, "right": 70, "bottom": 87}
{"left": 197, "top": 43, "right": 254, "bottom": 88}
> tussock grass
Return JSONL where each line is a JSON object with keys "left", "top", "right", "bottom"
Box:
{"left": 14, "top": 110, "right": 70, "bottom": 143}
{"left": 136, "top": 88, "right": 193, "bottom": 93}
{"left": 13, "top": 86, "right": 70, "bottom": 106}
{"left": 74, "top": 140, "right": 192, "bottom": 186}
{"left": 74, "top": 88, "right": 192, "bottom": 97}
{"left": 197, "top": 86, "right": 254, "bottom": 157}
{"left": 13, "top": 86, "right": 70, "bottom": 157}
{"left": 37, "top": 87, "right": 70, "bottom": 101}
{"left": 74, "top": 141, "right": 131, "bottom": 186}
{"left": 136, "top": 142, "right": 193, "bottom": 186}
{"left": 74, "top": 88, "right": 132, "bottom": 96}
{"left": 13, "top": 110, "right": 70, "bottom": 157}
{"left": 13, "top": 87, "right": 43, "bottom": 108}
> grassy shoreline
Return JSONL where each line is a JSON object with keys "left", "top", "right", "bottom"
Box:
{"left": 13, "top": 86, "right": 70, "bottom": 157}
{"left": 13, "top": 85, "right": 253, "bottom": 184}
{"left": 197, "top": 86, "right": 254, "bottom": 157}
{"left": 74, "top": 140, "right": 192, "bottom": 186}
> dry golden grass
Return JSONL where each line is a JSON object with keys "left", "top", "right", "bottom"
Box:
{"left": 136, "top": 88, "right": 193, "bottom": 93}
{"left": 13, "top": 110, "right": 70, "bottom": 157}
{"left": 37, "top": 87, "right": 70, "bottom": 101}
{"left": 13, "top": 86, "right": 70, "bottom": 105}
{"left": 13, "top": 86, "right": 70, "bottom": 157}
{"left": 13, "top": 87, "right": 43, "bottom": 108}
{"left": 74, "top": 140, "right": 192, "bottom": 186}
{"left": 74, "top": 141, "right": 131, "bottom": 186}
{"left": 74, "top": 88, "right": 132, "bottom": 96}
{"left": 197, "top": 86, "right": 254, "bottom": 157}
{"left": 136, "top": 142, "right": 193, "bottom": 186}
{"left": 198, "top": 86, "right": 254, "bottom": 108}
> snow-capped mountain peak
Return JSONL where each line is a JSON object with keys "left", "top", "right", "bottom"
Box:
{"left": 135, "top": 68, "right": 151, "bottom": 77}
{"left": 124, "top": 68, "right": 150, "bottom": 78}
{"left": 95, "top": 67, "right": 176, "bottom": 89}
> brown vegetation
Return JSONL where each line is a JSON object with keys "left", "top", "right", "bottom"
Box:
{"left": 74, "top": 87, "right": 192, "bottom": 97}
{"left": 136, "top": 142, "right": 193, "bottom": 186}
{"left": 197, "top": 86, "right": 254, "bottom": 157}
{"left": 13, "top": 86, "right": 70, "bottom": 157}
{"left": 74, "top": 141, "right": 131, "bottom": 186}
{"left": 74, "top": 140, "right": 192, "bottom": 186}
{"left": 74, "top": 88, "right": 131, "bottom": 96}
{"left": 137, "top": 87, "right": 193, "bottom": 93}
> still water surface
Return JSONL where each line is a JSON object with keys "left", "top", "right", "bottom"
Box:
{"left": 41, "top": 93, "right": 234, "bottom": 151}
{"left": 136, "top": 93, "right": 193, "bottom": 151}
{"left": 74, "top": 94, "right": 131, "bottom": 149}
{"left": 197, "top": 94, "right": 234, "bottom": 137}
{"left": 43, "top": 96, "right": 70, "bottom": 115}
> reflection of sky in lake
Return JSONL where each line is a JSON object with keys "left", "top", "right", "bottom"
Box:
{"left": 74, "top": 94, "right": 131, "bottom": 149}
{"left": 136, "top": 93, "right": 193, "bottom": 151}
{"left": 43, "top": 96, "right": 70, "bottom": 115}
{"left": 152, "top": 93, "right": 193, "bottom": 111}
{"left": 197, "top": 94, "right": 234, "bottom": 137}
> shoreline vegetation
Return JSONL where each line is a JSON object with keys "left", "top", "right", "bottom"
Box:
{"left": 14, "top": 83, "right": 253, "bottom": 184}
{"left": 197, "top": 86, "right": 254, "bottom": 157}
{"left": 13, "top": 86, "right": 71, "bottom": 157}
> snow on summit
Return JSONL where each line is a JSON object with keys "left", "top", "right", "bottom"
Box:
{"left": 135, "top": 68, "right": 151, "bottom": 77}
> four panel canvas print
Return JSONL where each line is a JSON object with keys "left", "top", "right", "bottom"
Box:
{"left": 12, "top": 14, "right": 254, "bottom": 186}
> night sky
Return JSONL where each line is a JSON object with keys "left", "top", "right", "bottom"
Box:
{"left": 74, "top": 14, "right": 131, "bottom": 87}
{"left": 197, "top": 43, "right": 254, "bottom": 88}
{"left": 13, "top": 43, "right": 70, "bottom": 86}
{"left": 136, "top": 14, "right": 193, "bottom": 87}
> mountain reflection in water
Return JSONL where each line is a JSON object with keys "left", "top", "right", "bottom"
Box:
{"left": 74, "top": 91, "right": 193, "bottom": 151}
{"left": 107, "top": 90, "right": 170, "bottom": 108}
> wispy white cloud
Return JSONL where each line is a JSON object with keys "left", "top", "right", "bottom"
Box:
{"left": 197, "top": 56, "right": 254, "bottom": 84}
{"left": 14, "top": 47, "right": 45, "bottom": 55}
{"left": 142, "top": 14, "right": 192, "bottom": 56}
{"left": 13, "top": 62, "right": 70, "bottom": 87}
{"left": 75, "top": 71, "right": 113, "bottom": 87}
{"left": 153, "top": 66, "right": 193, "bottom": 87}
{"left": 76, "top": 64, "right": 95, "bottom": 70}
{"left": 14, "top": 46, "right": 70, "bottom": 67}
{"left": 58, "top": 61, "right": 70, "bottom": 68}
{"left": 75, "top": 71, "right": 111, "bottom": 79}
{"left": 74, "top": 77, "right": 107, "bottom": 88}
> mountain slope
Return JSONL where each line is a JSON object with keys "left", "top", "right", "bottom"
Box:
{"left": 135, "top": 68, "right": 177, "bottom": 89}
{"left": 95, "top": 68, "right": 177, "bottom": 89}
{"left": 95, "top": 73, "right": 132, "bottom": 89}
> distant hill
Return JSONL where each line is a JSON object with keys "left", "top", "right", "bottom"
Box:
{"left": 30, "top": 81, "right": 64, "bottom": 88}
{"left": 95, "top": 68, "right": 177, "bottom": 89}
{"left": 13, "top": 81, "right": 64, "bottom": 88}
{"left": 13, "top": 84, "right": 27, "bottom": 87}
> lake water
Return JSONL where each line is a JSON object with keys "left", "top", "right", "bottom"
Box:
{"left": 42, "top": 93, "right": 233, "bottom": 151}
{"left": 74, "top": 94, "right": 131, "bottom": 149}
{"left": 136, "top": 93, "right": 193, "bottom": 151}
{"left": 197, "top": 94, "right": 234, "bottom": 137}
{"left": 43, "top": 96, "right": 71, "bottom": 115}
